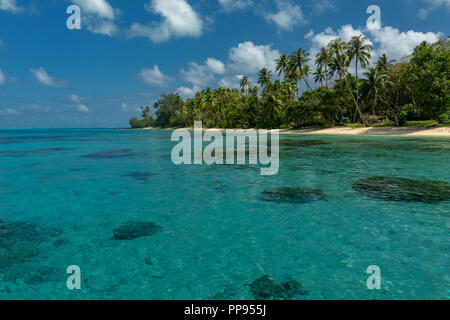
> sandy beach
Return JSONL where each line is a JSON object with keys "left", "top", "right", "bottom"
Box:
{"left": 276, "top": 126, "right": 450, "bottom": 137}
{"left": 140, "top": 126, "right": 450, "bottom": 137}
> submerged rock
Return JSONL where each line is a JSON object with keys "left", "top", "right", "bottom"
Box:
{"left": 352, "top": 177, "right": 450, "bottom": 203}
{"left": 0, "top": 220, "right": 61, "bottom": 271}
{"left": 280, "top": 140, "right": 328, "bottom": 147}
{"left": 112, "top": 222, "right": 161, "bottom": 240}
{"left": 124, "top": 171, "right": 154, "bottom": 181}
{"left": 262, "top": 187, "right": 327, "bottom": 203}
{"left": 83, "top": 149, "right": 137, "bottom": 159}
{"left": 249, "top": 275, "right": 308, "bottom": 300}
{"left": 24, "top": 266, "right": 59, "bottom": 285}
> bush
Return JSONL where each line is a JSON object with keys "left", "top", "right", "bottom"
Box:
{"left": 439, "top": 111, "right": 450, "bottom": 124}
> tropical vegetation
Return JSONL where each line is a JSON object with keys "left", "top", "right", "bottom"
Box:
{"left": 131, "top": 38, "right": 449, "bottom": 129}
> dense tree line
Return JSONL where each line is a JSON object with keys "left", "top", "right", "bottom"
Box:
{"left": 130, "top": 38, "right": 449, "bottom": 129}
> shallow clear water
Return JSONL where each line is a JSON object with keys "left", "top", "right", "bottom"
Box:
{"left": 0, "top": 129, "right": 449, "bottom": 300}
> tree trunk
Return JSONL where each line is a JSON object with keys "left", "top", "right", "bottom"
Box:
{"left": 353, "top": 58, "right": 359, "bottom": 123}
{"left": 304, "top": 78, "right": 312, "bottom": 91}
{"left": 372, "top": 98, "right": 376, "bottom": 116}
{"left": 394, "top": 113, "right": 400, "bottom": 127}
{"left": 345, "top": 78, "right": 367, "bottom": 126}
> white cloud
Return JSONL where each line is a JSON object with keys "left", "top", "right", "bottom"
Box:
{"left": 181, "top": 57, "right": 226, "bottom": 87}
{"left": 181, "top": 62, "right": 216, "bottom": 87}
{"left": 217, "top": 75, "right": 246, "bottom": 89}
{"left": 73, "top": 0, "right": 118, "bottom": 36}
{"left": 218, "top": 0, "right": 252, "bottom": 12}
{"left": 0, "top": 108, "right": 19, "bottom": 115}
{"left": 130, "top": 0, "right": 203, "bottom": 43}
{"left": 73, "top": 0, "right": 115, "bottom": 19}
{"left": 179, "top": 41, "right": 279, "bottom": 91}
{"left": 177, "top": 85, "right": 201, "bottom": 99}
{"left": 0, "top": 0, "right": 22, "bottom": 13}
{"left": 228, "top": 41, "right": 280, "bottom": 74}
{"left": 77, "top": 105, "right": 90, "bottom": 113}
{"left": 138, "top": 65, "right": 172, "bottom": 87}
{"left": 418, "top": 0, "right": 450, "bottom": 18}
{"left": 30, "top": 67, "right": 65, "bottom": 87}
{"left": 305, "top": 24, "right": 443, "bottom": 74}
{"left": 265, "top": 1, "right": 306, "bottom": 31}
{"left": 121, "top": 102, "right": 128, "bottom": 111}
{"left": 369, "top": 26, "right": 442, "bottom": 61}
{"left": 206, "top": 58, "right": 226, "bottom": 75}
{"left": 69, "top": 94, "right": 89, "bottom": 113}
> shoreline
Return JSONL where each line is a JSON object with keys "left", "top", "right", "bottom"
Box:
{"left": 136, "top": 126, "right": 450, "bottom": 137}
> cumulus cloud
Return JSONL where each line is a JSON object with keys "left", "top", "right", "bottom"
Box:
{"left": 181, "top": 57, "right": 226, "bottom": 87}
{"left": 179, "top": 41, "right": 279, "bottom": 92}
{"left": 206, "top": 58, "right": 226, "bottom": 75}
{"left": 130, "top": 0, "right": 203, "bottom": 43}
{"left": 73, "top": 0, "right": 118, "bottom": 36}
{"left": 181, "top": 62, "right": 217, "bottom": 87}
{"left": 0, "top": 0, "right": 22, "bottom": 13}
{"left": 138, "top": 65, "right": 172, "bottom": 87}
{"left": 218, "top": 0, "right": 252, "bottom": 12}
{"left": 228, "top": 41, "right": 280, "bottom": 74}
{"left": 368, "top": 26, "right": 442, "bottom": 61}
{"left": 305, "top": 24, "right": 443, "bottom": 73}
{"left": 30, "top": 67, "right": 65, "bottom": 87}
{"left": 177, "top": 85, "right": 201, "bottom": 99}
{"left": 217, "top": 75, "right": 246, "bottom": 89}
{"left": 265, "top": 0, "right": 306, "bottom": 31}
{"left": 418, "top": 0, "right": 450, "bottom": 18}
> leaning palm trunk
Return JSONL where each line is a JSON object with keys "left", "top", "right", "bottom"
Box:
{"left": 345, "top": 77, "right": 366, "bottom": 126}
{"left": 339, "top": 64, "right": 367, "bottom": 126}
{"left": 353, "top": 58, "right": 359, "bottom": 122}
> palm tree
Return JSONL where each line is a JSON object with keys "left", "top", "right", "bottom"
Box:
{"left": 363, "top": 68, "right": 388, "bottom": 116}
{"left": 315, "top": 47, "right": 332, "bottom": 87}
{"left": 314, "top": 67, "right": 326, "bottom": 86}
{"left": 257, "top": 68, "right": 272, "bottom": 88}
{"left": 348, "top": 35, "right": 373, "bottom": 121}
{"left": 289, "top": 48, "right": 312, "bottom": 94}
{"left": 240, "top": 76, "right": 251, "bottom": 95}
{"left": 376, "top": 54, "right": 394, "bottom": 72}
{"left": 328, "top": 38, "right": 367, "bottom": 126}
{"left": 275, "top": 53, "right": 291, "bottom": 80}
{"left": 348, "top": 35, "right": 373, "bottom": 79}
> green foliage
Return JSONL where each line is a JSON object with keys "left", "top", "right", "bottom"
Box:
{"left": 130, "top": 39, "right": 448, "bottom": 129}
{"left": 401, "top": 40, "right": 450, "bottom": 120}
{"left": 154, "top": 93, "right": 185, "bottom": 127}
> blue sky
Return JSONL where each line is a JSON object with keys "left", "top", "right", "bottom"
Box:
{"left": 0, "top": 0, "right": 448, "bottom": 128}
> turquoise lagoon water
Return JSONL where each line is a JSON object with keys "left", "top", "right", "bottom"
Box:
{"left": 0, "top": 128, "right": 448, "bottom": 300}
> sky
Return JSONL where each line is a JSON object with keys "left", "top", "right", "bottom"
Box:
{"left": 0, "top": 0, "right": 448, "bottom": 128}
